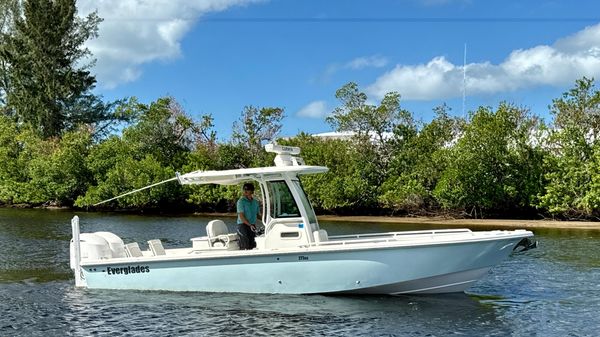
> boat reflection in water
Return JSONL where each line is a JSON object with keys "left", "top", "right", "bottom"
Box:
{"left": 70, "top": 144, "right": 535, "bottom": 295}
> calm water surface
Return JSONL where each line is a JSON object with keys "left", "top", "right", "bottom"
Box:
{"left": 1, "top": 208, "right": 599, "bottom": 336}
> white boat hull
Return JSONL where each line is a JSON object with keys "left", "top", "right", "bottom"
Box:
{"left": 78, "top": 234, "right": 528, "bottom": 295}
{"left": 71, "top": 146, "right": 536, "bottom": 295}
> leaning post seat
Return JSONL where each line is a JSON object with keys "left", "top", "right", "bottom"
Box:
{"left": 147, "top": 239, "right": 166, "bottom": 256}
{"left": 206, "top": 220, "right": 239, "bottom": 249}
{"left": 124, "top": 242, "right": 143, "bottom": 257}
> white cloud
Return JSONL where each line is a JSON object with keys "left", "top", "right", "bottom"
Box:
{"left": 367, "top": 23, "right": 600, "bottom": 100}
{"left": 77, "top": 0, "right": 263, "bottom": 89}
{"left": 346, "top": 55, "right": 389, "bottom": 70}
{"left": 297, "top": 100, "right": 328, "bottom": 118}
{"left": 321, "top": 55, "right": 388, "bottom": 82}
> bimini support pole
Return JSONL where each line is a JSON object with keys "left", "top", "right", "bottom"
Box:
{"left": 71, "top": 216, "right": 86, "bottom": 287}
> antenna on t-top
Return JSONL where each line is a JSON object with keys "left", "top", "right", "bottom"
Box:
{"left": 462, "top": 43, "right": 467, "bottom": 118}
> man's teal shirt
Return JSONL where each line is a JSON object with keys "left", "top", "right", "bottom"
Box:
{"left": 237, "top": 197, "right": 259, "bottom": 225}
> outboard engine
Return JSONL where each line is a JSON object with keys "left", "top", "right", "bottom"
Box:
{"left": 69, "top": 233, "right": 111, "bottom": 269}
{"left": 94, "top": 232, "right": 127, "bottom": 258}
{"left": 513, "top": 237, "right": 538, "bottom": 252}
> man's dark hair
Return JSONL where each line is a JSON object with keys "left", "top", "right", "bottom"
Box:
{"left": 243, "top": 182, "right": 255, "bottom": 191}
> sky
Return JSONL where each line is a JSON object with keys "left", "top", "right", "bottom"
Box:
{"left": 76, "top": 0, "right": 600, "bottom": 139}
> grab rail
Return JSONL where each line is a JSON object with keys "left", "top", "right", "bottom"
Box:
{"left": 312, "top": 229, "right": 475, "bottom": 247}
{"left": 329, "top": 228, "right": 472, "bottom": 239}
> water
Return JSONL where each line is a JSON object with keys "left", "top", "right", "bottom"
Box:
{"left": 1, "top": 208, "right": 599, "bottom": 336}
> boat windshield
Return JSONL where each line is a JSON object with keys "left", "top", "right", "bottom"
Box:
{"left": 292, "top": 180, "right": 317, "bottom": 224}
{"left": 267, "top": 180, "right": 300, "bottom": 218}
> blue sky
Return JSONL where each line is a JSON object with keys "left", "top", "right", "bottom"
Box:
{"left": 77, "top": 0, "right": 600, "bottom": 139}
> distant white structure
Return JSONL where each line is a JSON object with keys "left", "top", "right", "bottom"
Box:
{"left": 311, "top": 131, "right": 394, "bottom": 142}
{"left": 310, "top": 131, "right": 355, "bottom": 140}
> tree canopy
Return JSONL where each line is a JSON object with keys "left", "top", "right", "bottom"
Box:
{"left": 0, "top": 0, "right": 121, "bottom": 138}
{"left": 0, "top": 2, "right": 599, "bottom": 219}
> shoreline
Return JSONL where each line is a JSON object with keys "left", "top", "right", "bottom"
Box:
{"left": 3, "top": 207, "right": 600, "bottom": 231}
{"left": 193, "top": 212, "right": 600, "bottom": 231}
{"left": 316, "top": 215, "right": 600, "bottom": 231}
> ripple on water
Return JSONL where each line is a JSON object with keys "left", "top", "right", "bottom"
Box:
{"left": 0, "top": 281, "right": 521, "bottom": 337}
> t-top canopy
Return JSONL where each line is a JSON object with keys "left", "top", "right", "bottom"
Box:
{"left": 177, "top": 165, "right": 329, "bottom": 185}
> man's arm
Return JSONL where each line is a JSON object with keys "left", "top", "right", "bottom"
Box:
{"left": 237, "top": 199, "right": 253, "bottom": 229}
{"left": 239, "top": 212, "right": 256, "bottom": 231}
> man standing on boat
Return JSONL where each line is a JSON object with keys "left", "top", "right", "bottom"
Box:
{"left": 237, "top": 182, "right": 260, "bottom": 250}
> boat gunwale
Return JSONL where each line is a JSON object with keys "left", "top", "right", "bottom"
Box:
{"left": 79, "top": 229, "right": 534, "bottom": 267}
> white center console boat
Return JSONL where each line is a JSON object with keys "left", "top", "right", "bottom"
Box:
{"left": 70, "top": 144, "right": 535, "bottom": 295}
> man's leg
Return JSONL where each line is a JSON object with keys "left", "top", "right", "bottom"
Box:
{"left": 249, "top": 228, "right": 256, "bottom": 249}
{"left": 237, "top": 224, "right": 251, "bottom": 250}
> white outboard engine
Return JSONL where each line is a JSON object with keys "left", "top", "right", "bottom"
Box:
{"left": 93, "top": 231, "right": 127, "bottom": 258}
{"left": 69, "top": 230, "right": 127, "bottom": 267}
{"left": 70, "top": 233, "right": 111, "bottom": 269}
{"left": 70, "top": 215, "right": 130, "bottom": 288}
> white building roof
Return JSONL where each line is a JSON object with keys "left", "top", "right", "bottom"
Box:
{"left": 311, "top": 131, "right": 394, "bottom": 142}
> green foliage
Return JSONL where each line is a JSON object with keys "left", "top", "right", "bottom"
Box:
{"left": 77, "top": 155, "right": 178, "bottom": 209}
{"left": 0, "top": 0, "right": 19, "bottom": 106}
{"left": 0, "top": 0, "right": 120, "bottom": 138}
{"left": 216, "top": 142, "right": 253, "bottom": 169}
{"left": 0, "top": 114, "right": 27, "bottom": 201}
{"left": 537, "top": 78, "right": 600, "bottom": 217}
{"left": 380, "top": 105, "right": 461, "bottom": 211}
{"left": 232, "top": 105, "right": 284, "bottom": 164}
{"left": 552, "top": 77, "right": 600, "bottom": 133}
{"left": 26, "top": 129, "right": 92, "bottom": 204}
{"left": 433, "top": 103, "right": 545, "bottom": 216}
{"left": 182, "top": 142, "right": 238, "bottom": 209}
{"left": 282, "top": 134, "right": 377, "bottom": 212}
{"left": 0, "top": 1, "right": 596, "bottom": 219}
{"left": 327, "top": 82, "right": 412, "bottom": 146}
{"left": 120, "top": 97, "right": 199, "bottom": 167}
{"left": 75, "top": 97, "right": 197, "bottom": 208}
{"left": 581, "top": 145, "right": 600, "bottom": 214}
{"left": 325, "top": 82, "right": 414, "bottom": 207}
{"left": 0, "top": 114, "right": 92, "bottom": 206}
{"left": 1, "top": 52, "right": 600, "bottom": 220}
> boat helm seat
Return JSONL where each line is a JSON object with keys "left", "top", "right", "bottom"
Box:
{"left": 206, "top": 220, "right": 239, "bottom": 248}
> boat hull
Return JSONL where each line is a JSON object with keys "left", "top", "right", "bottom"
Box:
{"left": 79, "top": 235, "right": 526, "bottom": 295}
